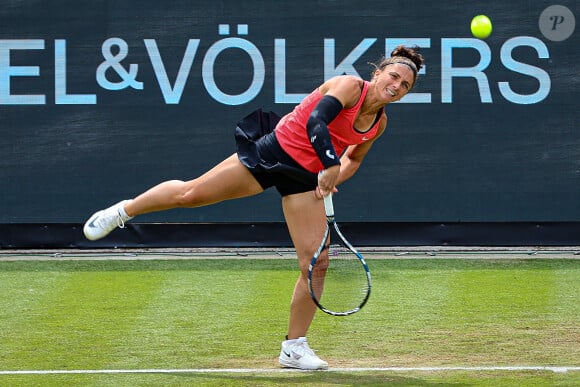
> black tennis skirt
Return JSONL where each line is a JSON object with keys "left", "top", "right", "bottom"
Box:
{"left": 235, "top": 109, "right": 318, "bottom": 196}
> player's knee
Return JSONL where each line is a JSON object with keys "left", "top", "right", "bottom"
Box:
{"left": 298, "top": 251, "right": 328, "bottom": 276}
{"left": 313, "top": 254, "right": 329, "bottom": 272}
{"left": 171, "top": 180, "right": 201, "bottom": 207}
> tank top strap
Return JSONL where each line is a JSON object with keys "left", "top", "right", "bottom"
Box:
{"left": 351, "top": 81, "right": 370, "bottom": 111}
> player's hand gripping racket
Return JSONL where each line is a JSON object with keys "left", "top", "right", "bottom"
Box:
{"left": 308, "top": 194, "right": 372, "bottom": 316}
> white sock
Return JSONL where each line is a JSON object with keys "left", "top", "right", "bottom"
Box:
{"left": 284, "top": 336, "right": 305, "bottom": 345}
{"left": 118, "top": 200, "right": 133, "bottom": 220}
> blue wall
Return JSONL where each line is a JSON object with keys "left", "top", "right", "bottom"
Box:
{"left": 1, "top": 1, "right": 578, "bottom": 226}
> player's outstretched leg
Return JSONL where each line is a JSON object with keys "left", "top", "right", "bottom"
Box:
{"left": 83, "top": 154, "right": 265, "bottom": 241}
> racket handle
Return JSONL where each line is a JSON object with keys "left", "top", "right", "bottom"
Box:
{"left": 323, "top": 193, "right": 334, "bottom": 217}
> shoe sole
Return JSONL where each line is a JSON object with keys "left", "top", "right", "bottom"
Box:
{"left": 278, "top": 357, "right": 328, "bottom": 370}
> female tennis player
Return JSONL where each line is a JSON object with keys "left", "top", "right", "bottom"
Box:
{"left": 84, "top": 45, "right": 424, "bottom": 370}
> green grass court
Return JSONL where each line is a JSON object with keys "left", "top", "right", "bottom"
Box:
{"left": 0, "top": 250, "right": 578, "bottom": 386}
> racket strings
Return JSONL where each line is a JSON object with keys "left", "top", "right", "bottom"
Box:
{"left": 309, "top": 229, "right": 371, "bottom": 315}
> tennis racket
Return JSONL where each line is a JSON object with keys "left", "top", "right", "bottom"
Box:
{"left": 307, "top": 194, "right": 372, "bottom": 316}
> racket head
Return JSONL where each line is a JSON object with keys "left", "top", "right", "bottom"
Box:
{"left": 307, "top": 196, "right": 371, "bottom": 316}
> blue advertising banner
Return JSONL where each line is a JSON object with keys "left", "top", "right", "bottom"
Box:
{"left": 0, "top": 1, "right": 578, "bottom": 246}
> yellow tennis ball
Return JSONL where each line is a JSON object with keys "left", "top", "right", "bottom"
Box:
{"left": 471, "top": 15, "right": 492, "bottom": 39}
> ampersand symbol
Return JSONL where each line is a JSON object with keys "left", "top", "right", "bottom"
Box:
{"left": 96, "top": 38, "right": 143, "bottom": 90}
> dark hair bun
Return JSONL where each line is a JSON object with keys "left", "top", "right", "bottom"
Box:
{"left": 390, "top": 45, "right": 425, "bottom": 72}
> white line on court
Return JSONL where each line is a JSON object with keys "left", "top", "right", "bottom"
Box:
{"left": 0, "top": 366, "right": 578, "bottom": 375}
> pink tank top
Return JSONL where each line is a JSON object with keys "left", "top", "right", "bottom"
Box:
{"left": 275, "top": 80, "right": 381, "bottom": 173}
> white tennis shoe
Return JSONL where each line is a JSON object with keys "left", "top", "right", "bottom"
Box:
{"left": 83, "top": 200, "right": 132, "bottom": 241}
{"left": 278, "top": 337, "right": 328, "bottom": 370}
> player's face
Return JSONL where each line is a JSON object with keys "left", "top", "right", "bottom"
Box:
{"left": 374, "top": 63, "right": 415, "bottom": 102}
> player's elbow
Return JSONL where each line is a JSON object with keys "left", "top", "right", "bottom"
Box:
{"left": 340, "top": 156, "right": 362, "bottom": 176}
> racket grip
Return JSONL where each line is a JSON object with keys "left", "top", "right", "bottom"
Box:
{"left": 323, "top": 193, "right": 334, "bottom": 217}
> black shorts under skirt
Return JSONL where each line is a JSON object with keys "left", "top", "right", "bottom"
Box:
{"left": 235, "top": 109, "right": 318, "bottom": 196}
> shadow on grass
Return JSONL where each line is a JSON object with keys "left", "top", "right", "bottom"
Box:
{"left": 168, "top": 371, "right": 468, "bottom": 386}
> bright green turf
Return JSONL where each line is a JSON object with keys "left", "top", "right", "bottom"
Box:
{"left": 0, "top": 257, "right": 578, "bottom": 386}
